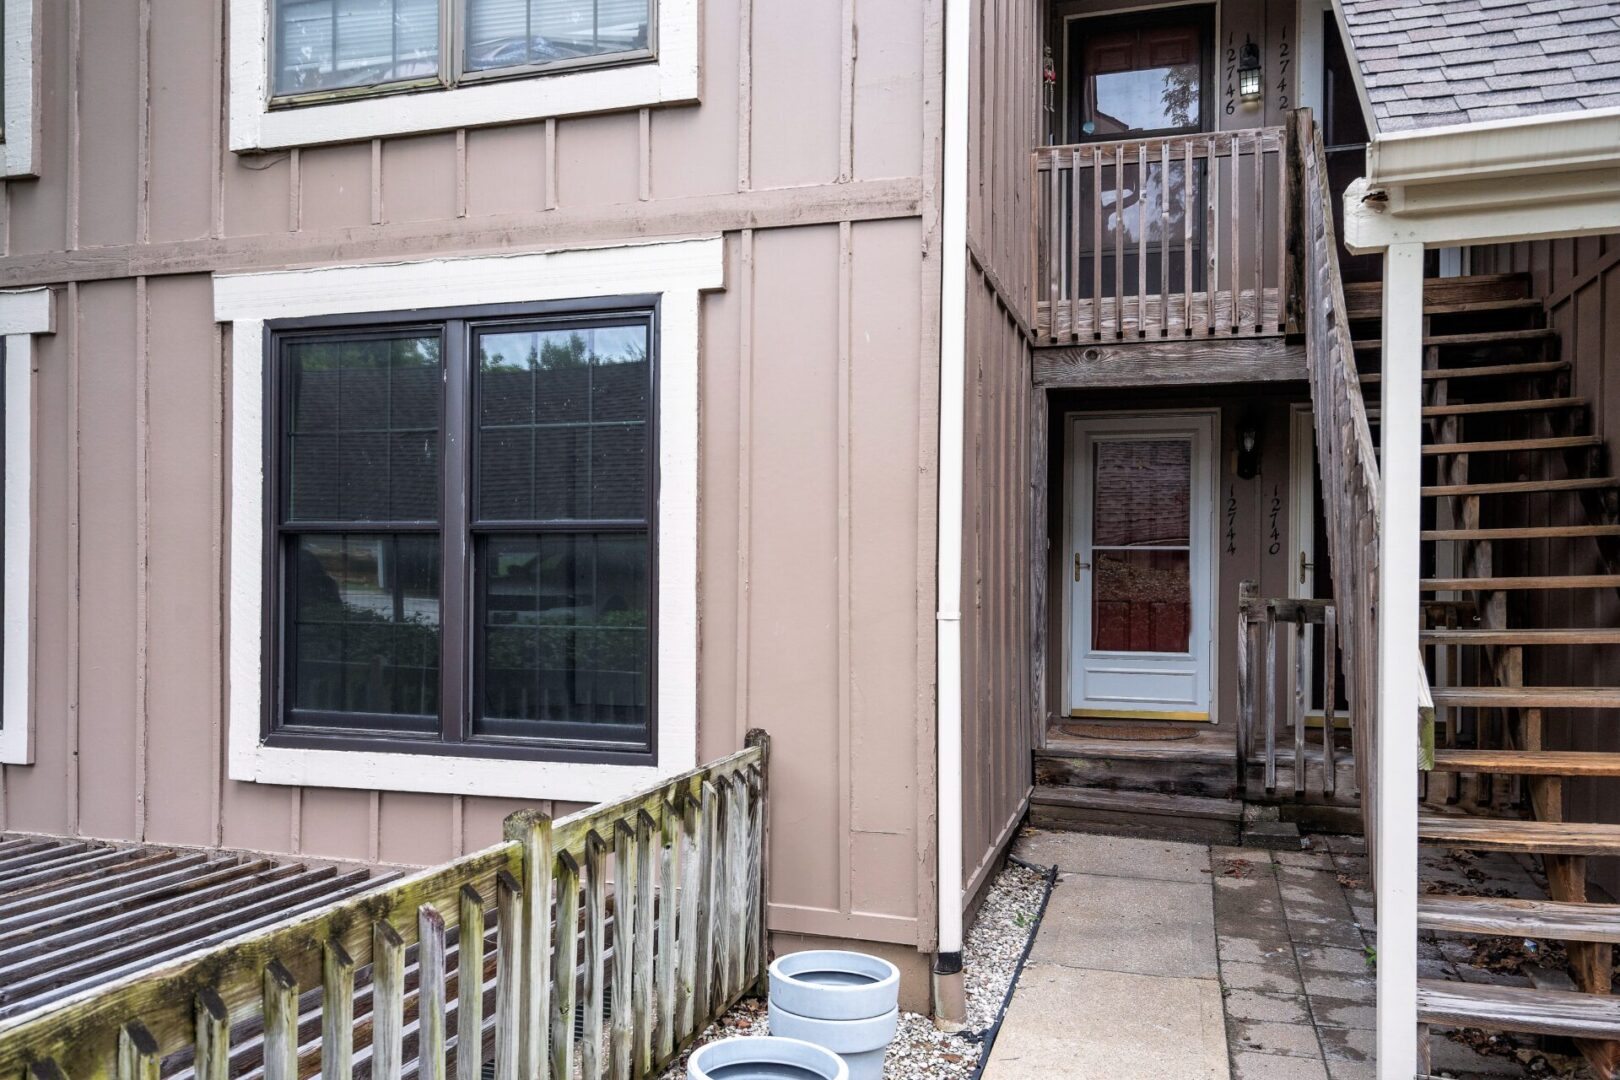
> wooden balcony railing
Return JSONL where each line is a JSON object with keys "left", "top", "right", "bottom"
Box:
{"left": 1032, "top": 126, "right": 1294, "bottom": 344}
{"left": 0, "top": 733, "right": 770, "bottom": 1080}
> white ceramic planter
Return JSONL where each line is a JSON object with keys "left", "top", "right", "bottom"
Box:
{"left": 767, "top": 1003, "right": 898, "bottom": 1080}
{"left": 768, "top": 951, "right": 900, "bottom": 1021}
{"left": 686, "top": 1035, "right": 849, "bottom": 1080}
{"left": 767, "top": 951, "right": 902, "bottom": 1080}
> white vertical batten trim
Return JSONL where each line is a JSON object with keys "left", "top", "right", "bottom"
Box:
{"left": 1375, "top": 239, "right": 1422, "bottom": 1080}
{"left": 935, "top": 0, "right": 969, "bottom": 979}
{"left": 227, "top": 0, "right": 700, "bottom": 151}
{"left": 215, "top": 238, "right": 723, "bottom": 802}
{"left": 0, "top": 287, "right": 52, "bottom": 765}
{"left": 0, "top": 0, "right": 41, "bottom": 178}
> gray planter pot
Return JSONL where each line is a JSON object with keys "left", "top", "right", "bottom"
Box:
{"left": 686, "top": 1036, "right": 849, "bottom": 1080}
{"left": 767, "top": 950, "right": 901, "bottom": 1021}
{"left": 767, "top": 951, "right": 902, "bottom": 1080}
{"left": 766, "top": 1002, "right": 899, "bottom": 1080}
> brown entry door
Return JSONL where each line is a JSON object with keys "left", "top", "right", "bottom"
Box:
{"left": 1067, "top": 13, "right": 1208, "bottom": 143}
{"left": 1064, "top": 10, "right": 1212, "bottom": 301}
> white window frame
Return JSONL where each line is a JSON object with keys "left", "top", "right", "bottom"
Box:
{"left": 229, "top": 0, "right": 698, "bottom": 151}
{"left": 0, "top": 288, "right": 49, "bottom": 765}
{"left": 2, "top": 0, "right": 41, "bottom": 177}
{"left": 215, "top": 237, "right": 723, "bottom": 801}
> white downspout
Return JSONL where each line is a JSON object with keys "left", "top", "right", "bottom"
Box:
{"left": 932, "top": 0, "right": 970, "bottom": 1031}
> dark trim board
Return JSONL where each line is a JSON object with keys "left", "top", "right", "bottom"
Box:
{"left": 1033, "top": 337, "right": 1306, "bottom": 388}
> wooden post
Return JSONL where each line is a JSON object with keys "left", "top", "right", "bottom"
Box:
{"left": 1264, "top": 603, "right": 1279, "bottom": 794}
{"left": 1324, "top": 604, "right": 1339, "bottom": 797}
{"left": 697, "top": 780, "right": 720, "bottom": 1017}
{"left": 321, "top": 940, "right": 355, "bottom": 1080}
{"left": 634, "top": 809, "right": 657, "bottom": 1077}
{"left": 457, "top": 887, "right": 487, "bottom": 1080}
{"left": 1237, "top": 581, "right": 1255, "bottom": 792}
{"left": 116, "top": 1022, "right": 159, "bottom": 1080}
{"left": 552, "top": 850, "right": 580, "bottom": 1080}
{"left": 419, "top": 905, "right": 449, "bottom": 1080}
{"left": 505, "top": 809, "right": 555, "bottom": 1080}
{"left": 583, "top": 832, "right": 608, "bottom": 1080}
{"left": 372, "top": 922, "right": 407, "bottom": 1080}
{"left": 656, "top": 801, "right": 680, "bottom": 1060}
{"left": 194, "top": 990, "right": 230, "bottom": 1080}
{"left": 262, "top": 961, "right": 300, "bottom": 1080}
{"left": 495, "top": 870, "right": 525, "bottom": 1080}
{"left": 745, "top": 728, "right": 772, "bottom": 994}
{"left": 612, "top": 819, "right": 637, "bottom": 1080}
{"left": 676, "top": 793, "right": 703, "bottom": 1039}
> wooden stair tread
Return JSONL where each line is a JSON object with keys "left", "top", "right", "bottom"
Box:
{"left": 1429, "top": 686, "right": 1620, "bottom": 708}
{"left": 1423, "top": 574, "right": 1620, "bottom": 591}
{"left": 1422, "top": 524, "right": 1620, "bottom": 541}
{"left": 1418, "top": 979, "right": 1620, "bottom": 1040}
{"left": 1423, "top": 397, "right": 1585, "bottom": 417}
{"left": 1420, "top": 894, "right": 1620, "bottom": 943}
{"left": 1419, "top": 813, "right": 1620, "bottom": 856}
{"left": 1423, "top": 628, "right": 1620, "bottom": 646}
{"left": 1432, "top": 750, "right": 1620, "bottom": 777}
{"left": 1421, "top": 435, "right": 1601, "bottom": 456}
{"left": 1361, "top": 361, "right": 1567, "bottom": 384}
{"left": 1423, "top": 477, "right": 1619, "bottom": 496}
{"left": 1029, "top": 785, "right": 1243, "bottom": 821}
{"left": 1345, "top": 297, "right": 1542, "bottom": 319}
{"left": 1354, "top": 328, "right": 1554, "bottom": 351}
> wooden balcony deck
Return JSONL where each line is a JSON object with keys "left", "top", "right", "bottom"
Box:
{"left": 1033, "top": 127, "right": 1296, "bottom": 344}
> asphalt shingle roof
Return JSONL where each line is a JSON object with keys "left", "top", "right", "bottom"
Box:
{"left": 1338, "top": 0, "right": 1620, "bottom": 131}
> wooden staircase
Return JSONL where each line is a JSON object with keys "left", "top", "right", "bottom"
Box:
{"left": 1347, "top": 272, "right": 1620, "bottom": 1075}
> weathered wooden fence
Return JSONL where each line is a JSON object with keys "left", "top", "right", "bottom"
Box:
{"left": 0, "top": 732, "right": 770, "bottom": 1080}
{"left": 1237, "top": 583, "right": 1343, "bottom": 801}
{"left": 1032, "top": 126, "right": 1292, "bottom": 343}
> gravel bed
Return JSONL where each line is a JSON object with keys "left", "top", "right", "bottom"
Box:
{"left": 657, "top": 859, "right": 1050, "bottom": 1079}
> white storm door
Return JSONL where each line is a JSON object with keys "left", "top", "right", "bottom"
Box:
{"left": 1068, "top": 413, "right": 1215, "bottom": 720}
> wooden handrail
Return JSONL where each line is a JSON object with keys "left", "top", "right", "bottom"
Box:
{"left": 0, "top": 733, "right": 772, "bottom": 1080}
{"left": 1031, "top": 126, "right": 1291, "bottom": 343}
{"left": 1292, "top": 109, "right": 1433, "bottom": 857}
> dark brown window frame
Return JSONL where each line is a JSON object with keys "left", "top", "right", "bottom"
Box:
{"left": 261, "top": 295, "right": 662, "bottom": 767}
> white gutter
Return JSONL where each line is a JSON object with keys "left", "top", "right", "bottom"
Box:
{"left": 932, "top": 0, "right": 970, "bottom": 1030}
{"left": 1365, "top": 105, "right": 1620, "bottom": 188}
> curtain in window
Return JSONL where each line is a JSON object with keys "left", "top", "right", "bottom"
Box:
{"left": 463, "top": 0, "right": 650, "bottom": 71}
{"left": 274, "top": 0, "right": 441, "bottom": 96}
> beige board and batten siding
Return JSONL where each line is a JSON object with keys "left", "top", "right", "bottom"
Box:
{"left": 0, "top": 0, "right": 947, "bottom": 983}
{"left": 1471, "top": 236, "right": 1620, "bottom": 902}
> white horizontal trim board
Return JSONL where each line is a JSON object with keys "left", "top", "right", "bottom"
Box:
{"left": 1, "top": 0, "right": 41, "bottom": 177}
{"left": 228, "top": 0, "right": 699, "bottom": 150}
{"left": 0, "top": 289, "right": 52, "bottom": 766}
{"left": 215, "top": 238, "right": 724, "bottom": 802}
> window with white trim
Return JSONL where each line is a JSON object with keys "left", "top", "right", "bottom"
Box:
{"left": 0, "top": 287, "right": 50, "bottom": 767}
{"left": 215, "top": 239, "right": 720, "bottom": 802}
{"left": 230, "top": 0, "right": 695, "bottom": 149}
{"left": 2, "top": 0, "right": 41, "bottom": 178}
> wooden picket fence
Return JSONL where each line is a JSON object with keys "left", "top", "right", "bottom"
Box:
{"left": 0, "top": 731, "right": 770, "bottom": 1080}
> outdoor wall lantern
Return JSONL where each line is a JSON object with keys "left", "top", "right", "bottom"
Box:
{"left": 1237, "top": 422, "right": 1262, "bottom": 479}
{"left": 1238, "top": 42, "right": 1263, "bottom": 102}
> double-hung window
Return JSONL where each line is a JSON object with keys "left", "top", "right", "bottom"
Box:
{"left": 268, "top": 0, "right": 654, "bottom": 103}
{"left": 269, "top": 302, "right": 657, "bottom": 763}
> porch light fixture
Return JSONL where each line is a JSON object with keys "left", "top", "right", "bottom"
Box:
{"left": 1238, "top": 42, "right": 1263, "bottom": 102}
{"left": 1237, "top": 422, "right": 1262, "bottom": 479}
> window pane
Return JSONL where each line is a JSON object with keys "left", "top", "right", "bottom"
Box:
{"left": 286, "top": 334, "right": 441, "bottom": 522}
{"left": 477, "top": 532, "right": 649, "bottom": 738}
{"left": 1092, "top": 438, "right": 1190, "bottom": 547}
{"left": 273, "top": 0, "right": 441, "bottom": 98}
{"left": 1092, "top": 549, "right": 1190, "bottom": 653}
{"left": 463, "top": 0, "right": 651, "bottom": 73}
{"left": 288, "top": 533, "right": 441, "bottom": 726}
{"left": 476, "top": 324, "right": 649, "bottom": 522}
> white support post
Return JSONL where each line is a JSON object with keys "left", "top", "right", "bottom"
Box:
{"left": 1376, "top": 240, "right": 1424, "bottom": 1079}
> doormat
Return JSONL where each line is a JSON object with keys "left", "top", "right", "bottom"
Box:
{"left": 1059, "top": 722, "right": 1197, "bottom": 741}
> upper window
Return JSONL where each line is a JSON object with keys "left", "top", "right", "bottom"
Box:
{"left": 1, "top": 0, "right": 41, "bottom": 177}
{"left": 268, "top": 0, "right": 654, "bottom": 105}
{"left": 269, "top": 306, "right": 656, "bottom": 761}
